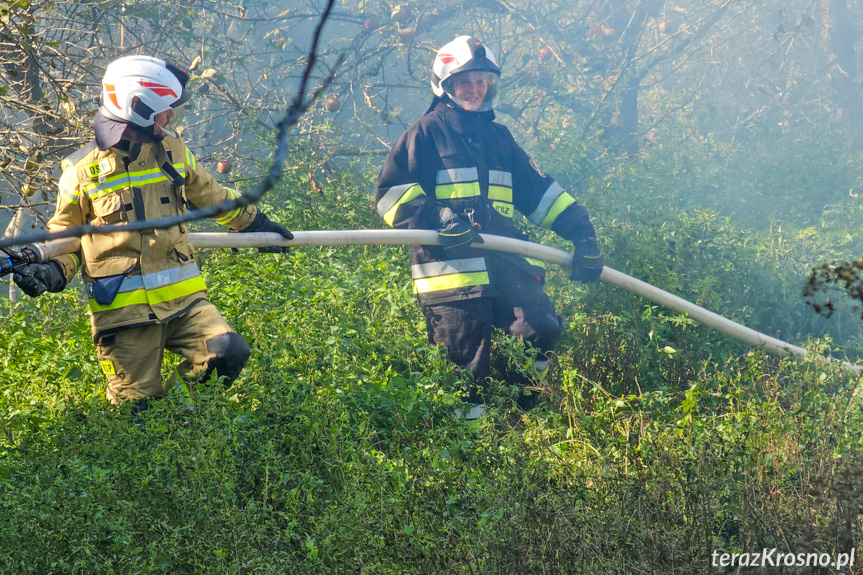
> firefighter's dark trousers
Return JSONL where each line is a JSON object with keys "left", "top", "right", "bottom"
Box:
{"left": 96, "top": 300, "right": 251, "bottom": 404}
{"left": 421, "top": 272, "right": 564, "bottom": 402}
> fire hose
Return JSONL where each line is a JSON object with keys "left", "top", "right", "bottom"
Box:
{"left": 5, "top": 230, "right": 860, "bottom": 374}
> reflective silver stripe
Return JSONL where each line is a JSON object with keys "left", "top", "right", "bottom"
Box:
{"left": 110, "top": 262, "right": 202, "bottom": 293}
{"left": 141, "top": 262, "right": 201, "bottom": 291}
{"left": 527, "top": 182, "right": 565, "bottom": 225}
{"left": 411, "top": 257, "right": 487, "bottom": 279}
{"left": 113, "top": 275, "right": 144, "bottom": 293}
{"left": 489, "top": 170, "right": 512, "bottom": 187}
{"left": 125, "top": 165, "right": 186, "bottom": 187}
{"left": 59, "top": 179, "right": 79, "bottom": 203}
{"left": 377, "top": 183, "right": 420, "bottom": 217}
{"left": 83, "top": 173, "right": 132, "bottom": 197}
{"left": 436, "top": 167, "right": 478, "bottom": 185}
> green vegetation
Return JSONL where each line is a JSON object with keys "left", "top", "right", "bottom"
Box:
{"left": 5, "top": 1, "right": 863, "bottom": 571}
{"left": 3, "top": 153, "right": 863, "bottom": 573}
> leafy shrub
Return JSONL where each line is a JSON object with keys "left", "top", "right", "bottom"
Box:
{"left": 2, "top": 152, "right": 863, "bottom": 574}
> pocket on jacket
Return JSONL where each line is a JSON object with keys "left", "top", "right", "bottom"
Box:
{"left": 91, "top": 193, "right": 125, "bottom": 224}
{"left": 90, "top": 274, "right": 126, "bottom": 305}
{"left": 172, "top": 239, "right": 195, "bottom": 264}
{"left": 158, "top": 188, "right": 187, "bottom": 218}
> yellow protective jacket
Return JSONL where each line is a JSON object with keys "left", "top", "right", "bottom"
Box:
{"left": 47, "top": 136, "right": 258, "bottom": 340}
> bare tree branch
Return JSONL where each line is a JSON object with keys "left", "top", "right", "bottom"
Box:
{"left": 0, "top": 0, "right": 341, "bottom": 250}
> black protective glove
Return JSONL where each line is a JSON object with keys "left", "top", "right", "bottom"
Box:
{"left": 241, "top": 210, "right": 294, "bottom": 253}
{"left": 13, "top": 260, "right": 67, "bottom": 297}
{"left": 570, "top": 237, "right": 603, "bottom": 283}
{"left": 437, "top": 207, "right": 483, "bottom": 259}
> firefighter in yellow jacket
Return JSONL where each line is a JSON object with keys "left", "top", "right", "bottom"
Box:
{"left": 12, "top": 55, "right": 292, "bottom": 411}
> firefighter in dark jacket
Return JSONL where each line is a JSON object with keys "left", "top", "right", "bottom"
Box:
{"left": 13, "top": 55, "right": 292, "bottom": 411}
{"left": 375, "top": 36, "right": 603, "bottom": 418}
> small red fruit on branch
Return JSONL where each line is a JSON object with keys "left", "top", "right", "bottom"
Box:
{"left": 363, "top": 18, "right": 379, "bottom": 32}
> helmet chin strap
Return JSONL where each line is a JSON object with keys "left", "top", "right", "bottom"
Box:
{"left": 156, "top": 122, "right": 178, "bottom": 139}
{"left": 153, "top": 103, "right": 184, "bottom": 138}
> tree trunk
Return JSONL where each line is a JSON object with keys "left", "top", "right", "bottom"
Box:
{"left": 598, "top": 0, "right": 656, "bottom": 156}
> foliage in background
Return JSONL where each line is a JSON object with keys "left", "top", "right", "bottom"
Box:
{"left": 2, "top": 148, "right": 863, "bottom": 572}
{"left": 4, "top": 0, "right": 863, "bottom": 228}
{"left": 3, "top": 0, "right": 863, "bottom": 572}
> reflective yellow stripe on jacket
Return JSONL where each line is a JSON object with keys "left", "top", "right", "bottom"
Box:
{"left": 411, "top": 257, "right": 489, "bottom": 294}
{"left": 488, "top": 170, "right": 513, "bottom": 218}
{"left": 89, "top": 262, "right": 206, "bottom": 312}
{"left": 82, "top": 164, "right": 188, "bottom": 200}
{"left": 526, "top": 182, "right": 576, "bottom": 228}
{"left": 435, "top": 167, "right": 480, "bottom": 200}
{"left": 59, "top": 176, "right": 80, "bottom": 205}
{"left": 185, "top": 147, "right": 197, "bottom": 169}
{"left": 215, "top": 187, "right": 242, "bottom": 225}
{"left": 377, "top": 183, "right": 427, "bottom": 226}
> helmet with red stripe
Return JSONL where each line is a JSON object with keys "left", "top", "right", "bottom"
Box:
{"left": 99, "top": 55, "right": 189, "bottom": 127}
{"left": 431, "top": 36, "right": 501, "bottom": 112}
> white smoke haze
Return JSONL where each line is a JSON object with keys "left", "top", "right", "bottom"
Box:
{"left": 3, "top": 0, "right": 863, "bottom": 345}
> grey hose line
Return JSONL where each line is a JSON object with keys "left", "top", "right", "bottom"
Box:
{"left": 29, "top": 229, "right": 861, "bottom": 374}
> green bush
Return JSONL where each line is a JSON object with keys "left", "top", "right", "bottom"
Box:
{"left": 2, "top": 152, "right": 863, "bottom": 574}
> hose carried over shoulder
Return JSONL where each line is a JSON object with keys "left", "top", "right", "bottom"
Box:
{"left": 10, "top": 230, "right": 861, "bottom": 374}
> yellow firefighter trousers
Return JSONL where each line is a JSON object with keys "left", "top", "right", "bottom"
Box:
{"left": 96, "top": 300, "right": 249, "bottom": 404}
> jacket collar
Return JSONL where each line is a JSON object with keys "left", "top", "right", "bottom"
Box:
{"left": 428, "top": 96, "right": 495, "bottom": 120}
{"left": 428, "top": 98, "right": 495, "bottom": 135}
{"left": 93, "top": 112, "right": 164, "bottom": 151}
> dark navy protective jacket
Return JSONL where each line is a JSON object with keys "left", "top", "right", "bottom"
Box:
{"left": 375, "top": 98, "right": 596, "bottom": 304}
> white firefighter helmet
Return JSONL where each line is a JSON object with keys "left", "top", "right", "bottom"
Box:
{"left": 431, "top": 36, "right": 501, "bottom": 112}
{"left": 99, "top": 55, "right": 189, "bottom": 127}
